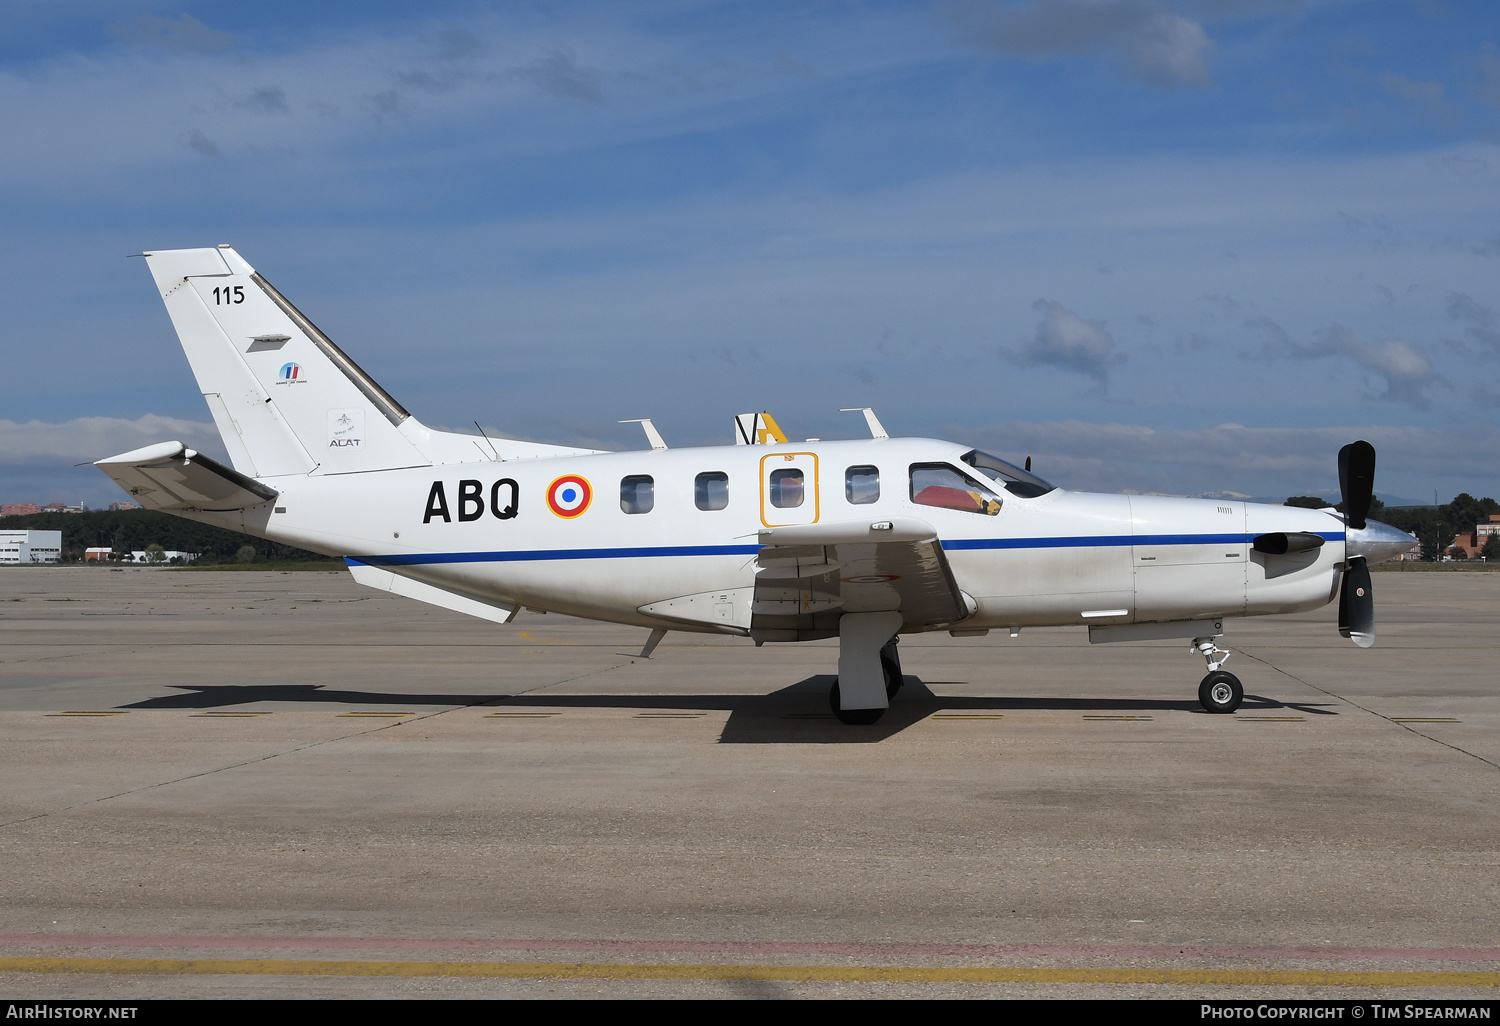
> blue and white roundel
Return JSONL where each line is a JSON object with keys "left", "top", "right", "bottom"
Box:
{"left": 546, "top": 475, "right": 592, "bottom": 519}
{"left": 280, "top": 362, "right": 301, "bottom": 381}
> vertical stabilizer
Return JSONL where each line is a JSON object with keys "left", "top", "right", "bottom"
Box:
{"left": 143, "top": 245, "right": 429, "bottom": 478}
{"left": 733, "top": 412, "right": 788, "bottom": 445}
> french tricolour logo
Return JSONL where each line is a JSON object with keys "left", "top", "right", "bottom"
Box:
{"left": 280, "top": 362, "right": 301, "bottom": 381}
{"left": 546, "top": 475, "right": 592, "bottom": 519}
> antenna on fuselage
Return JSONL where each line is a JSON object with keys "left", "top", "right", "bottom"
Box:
{"left": 474, "top": 421, "right": 501, "bottom": 461}
{"left": 620, "top": 419, "right": 668, "bottom": 450}
{"left": 839, "top": 408, "right": 889, "bottom": 440}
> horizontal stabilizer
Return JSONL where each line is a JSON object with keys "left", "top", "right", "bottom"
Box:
{"left": 94, "top": 441, "right": 278, "bottom": 512}
{"left": 345, "top": 559, "right": 518, "bottom": 625}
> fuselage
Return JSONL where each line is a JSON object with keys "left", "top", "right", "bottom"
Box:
{"left": 201, "top": 435, "right": 1356, "bottom": 638}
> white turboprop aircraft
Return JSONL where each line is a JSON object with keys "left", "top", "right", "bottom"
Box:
{"left": 97, "top": 246, "right": 1417, "bottom": 723}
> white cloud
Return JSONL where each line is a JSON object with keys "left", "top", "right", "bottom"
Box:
{"left": 947, "top": 0, "right": 1215, "bottom": 88}
{"left": 1311, "top": 326, "right": 1440, "bottom": 406}
{"left": 1447, "top": 292, "right": 1500, "bottom": 357}
{"left": 1010, "top": 299, "right": 1121, "bottom": 381}
{"left": 0, "top": 415, "right": 224, "bottom": 467}
{"left": 952, "top": 420, "right": 1499, "bottom": 500}
{"left": 1381, "top": 74, "right": 1443, "bottom": 106}
{"left": 510, "top": 51, "right": 605, "bottom": 104}
{"left": 109, "top": 13, "right": 233, "bottom": 55}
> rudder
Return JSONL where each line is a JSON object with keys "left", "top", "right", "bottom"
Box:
{"left": 143, "top": 245, "right": 428, "bottom": 478}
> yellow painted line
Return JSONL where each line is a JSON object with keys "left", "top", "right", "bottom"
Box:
{"left": 931, "top": 714, "right": 1005, "bottom": 720}
{"left": 1082, "top": 715, "right": 1152, "bottom": 721}
{"left": 46, "top": 711, "right": 126, "bottom": 717}
{"left": 1393, "top": 718, "right": 1461, "bottom": 723}
{"left": 484, "top": 713, "right": 559, "bottom": 718}
{"left": 517, "top": 632, "right": 573, "bottom": 646}
{"left": 1, "top": 958, "right": 1497, "bottom": 987}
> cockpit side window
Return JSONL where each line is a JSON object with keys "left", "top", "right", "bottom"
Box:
{"left": 909, "top": 463, "right": 1003, "bottom": 516}
{"left": 961, "top": 449, "right": 1055, "bottom": 498}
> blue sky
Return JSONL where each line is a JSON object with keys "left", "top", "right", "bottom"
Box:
{"left": 3, "top": 1, "right": 1499, "bottom": 507}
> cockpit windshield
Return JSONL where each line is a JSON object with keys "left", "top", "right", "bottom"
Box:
{"left": 961, "top": 450, "right": 1056, "bottom": 498}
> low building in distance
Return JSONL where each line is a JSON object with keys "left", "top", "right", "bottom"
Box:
{"left": 1448, "top": 515, "right": 1500, "bottom": 559}
{"left": 125, "top": 549, "right": 200, "bottom": 564}
{"left": 0, "top": 530, "right": 63, "bottom": 564}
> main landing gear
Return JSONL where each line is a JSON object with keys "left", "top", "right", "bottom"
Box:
{"left": 1193, "top": 635, "right": 1242, "bottom": 713}
{"left": 829, "top": 624, "right": 904, "bottom": 726}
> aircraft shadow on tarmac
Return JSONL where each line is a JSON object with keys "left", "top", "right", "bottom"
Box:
{"left": 121, "top": 678, "right": 1337, "bottom": 744}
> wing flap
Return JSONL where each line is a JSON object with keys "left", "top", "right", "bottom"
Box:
{"left": 752, "top": 516, "right": 970, "bottom": 635}
{"left": 94, "top": 441, "right": 278, "bottom": 512}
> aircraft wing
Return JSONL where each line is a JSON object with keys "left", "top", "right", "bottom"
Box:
{"left": 95, "top": 441, "right": 279, "bottom": 512}
{"left": 752, "top": 516, "right": 972, "bottom": 637}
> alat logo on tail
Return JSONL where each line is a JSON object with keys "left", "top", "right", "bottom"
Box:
{"left": 328, "top": 409, "right": 364, "bottom": 449}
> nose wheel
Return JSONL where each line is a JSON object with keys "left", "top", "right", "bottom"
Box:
{"left": 1191, "top": 634, "right": 1242, "bottom": 713}
{"left": 1198, "top": 670, "right": 1243, "bottom": 713}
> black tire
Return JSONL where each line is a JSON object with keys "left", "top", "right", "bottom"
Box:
{"left": 880, "top": 636, "right": 903, "bottom": 699}
{"left": 829, "top": 679, "right": 885, "bottom": 725}
{"left": 1198, "top": 671, "right": 1243, "bottom": 713}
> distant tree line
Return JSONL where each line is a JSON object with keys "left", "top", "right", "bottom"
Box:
{"left": 1285, "top": 493, "right": 1500, "bottom": 560}
{"left": 0, "top": 510, "right": 331, "bottom": 564}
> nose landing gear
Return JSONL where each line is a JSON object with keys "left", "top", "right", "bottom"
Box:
{"left": 1192, "top": 635, "right": 1242, "bottom": 713}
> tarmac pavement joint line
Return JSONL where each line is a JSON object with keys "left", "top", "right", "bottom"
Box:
{"left": 1238, "top": 649, "right": 1500, "bottom": 774}
{"left": 0, "top": 703, "right": 468, "bottom": 832}
{"left": 2, "top": 958, "right": 1499, "bottom": 987}
{"left": 0, "top": 646, "right": 639, "bottom": 833}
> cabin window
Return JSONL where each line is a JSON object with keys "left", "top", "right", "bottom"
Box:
{"left": 695, "top": 471, "right": 729, "bottom": 511}
{"left": 769, "top": 469, "right": 804, "bottom": 508}
{"left": 909, "top": 463, "right": 1002, "bottom": 516}
{"left": 620, "top": 475, "right": 654, "bottom": 515}
{"left": 845, "top": 465, "right": 880, "bottom": 504}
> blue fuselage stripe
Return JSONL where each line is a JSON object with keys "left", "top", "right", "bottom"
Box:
{"left": 350, "top": 532, "right": 1345, "bottom": 567}
{"left": 355, "top": 544, "right": 762, "bottom": 567}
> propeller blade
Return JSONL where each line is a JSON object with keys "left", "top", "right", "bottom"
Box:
{"left": 1338, "top": 556, "right": 1375, "bottom": 648}
{"left": 1338, "top": 440, "right": 1376, "bottom": 531}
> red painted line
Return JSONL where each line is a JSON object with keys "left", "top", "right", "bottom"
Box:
{"left": 1, "top": 936, "right": 1497, "bottom": 963}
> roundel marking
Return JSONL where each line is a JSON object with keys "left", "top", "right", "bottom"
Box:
{"left": 841, "top": 573, "right": 901, "bottom": 584}
{"left": 546, "top": 475, "right": 593, "bottom": 519}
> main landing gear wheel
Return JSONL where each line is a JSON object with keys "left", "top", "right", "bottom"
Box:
{"left": 829, "top": 679, "right": 885, "bottom": 725}
{"left": 1198, "top": 671, "right": 1243, "bottom": 714}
